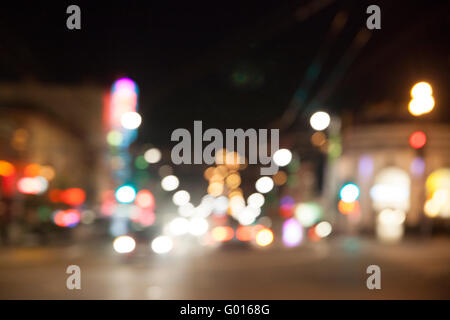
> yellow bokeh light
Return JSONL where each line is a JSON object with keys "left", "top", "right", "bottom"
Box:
{"left": 40, "top": 165, "right": 55, "bottom": 181}
{"left": 225, "top": 173, "right": 241, "bottom": 189}
{"left": 410, "top": 82, "right": 432, "bottom": 99}
{"left": 409, "top": 82, "right": 434, "bottom": 117}
{"left": 208, "top": 181, "right": 224, "bottom": 197}
{"left": 273, "top": 171, "right": 287, "bottom": 186}
{"left": 408, "top": 96, "right": 435, "bottom": 116}
{"left": 204, "top": 167, "right": 215, "bottom": 180}
{"left": 424, "top": 199, "right": 440, "bottom": 218}
{"left": 255, "top": 228, "right": 274, "bottom": 247}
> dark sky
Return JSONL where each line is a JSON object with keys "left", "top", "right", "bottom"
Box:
{"left": 1, "top": 0, "right": 448, "bottom": 146}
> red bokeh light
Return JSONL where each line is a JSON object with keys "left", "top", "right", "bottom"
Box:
{"left": 409, "top": 131, "right": 427, "bottom": 149}
{"left": 135, "top": 190, "right": 155, "bottom": 209}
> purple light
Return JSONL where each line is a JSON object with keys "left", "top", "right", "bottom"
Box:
{"left": 280, "top": 196, "right": 295, "bottom": 208}
{"left": 358, "top": 155, "right": 373, "bottom": 178}
{"left": 112, "top": 77, "right": 137, "bottom": 94}
{"left": 410, "top": 157, "right": 425, "bottom": 177}
{"left": 282, "top": 218, "right": 303, "bottom": 247}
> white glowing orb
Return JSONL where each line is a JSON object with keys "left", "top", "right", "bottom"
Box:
{"left": 273, "top": 149, "right": 292, "bottom": 167}
{"left": 151, "top": 236, "right": 173, "bottom": 254}
{"left": 339, "top": 183, "right": 360, "bottom": 203}
{"left": 411, "top": 82, "right": 432, "bottom": 98}
{"left": 178, "top": 203, "right": 195, "bottom": 217}
{"left": 169, "top": 217, "right": 189, "bottom": 235}
{"left": 120, "top": 111, "right": 142, "bottom": 130}
{"left": 144, "top": 148, "right": 162, "bottom": 164}
{"left": 247, "top": 193, "right": 265, "bottom": 208}
{"left": 172, "top": 190, "right": 190, "bottom": 206}
{"left": 315, "top": 221, "right": 332, "bottom": 238}
{"left": 113, "top": 235, "right": 136, "bottom": 254}
{"left": 310, "top": 111, "right": 331, "bottom": 131}
{"left": 115, "top": 185, "right": 137, "bottom": 204}
{"left": 255, "top": 176, "right": 274, "bottom": 194}
{"left": 188, "top": 218, "right": 209, "bottom": 236}
{"left": 161, "top": 175, "right": 179, "bottom": 191}
{"left": 213, "top": 196, "right": 229, "bottom": 214}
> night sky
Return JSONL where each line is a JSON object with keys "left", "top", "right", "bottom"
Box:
{"left": 1, "top": 0, "right": 448, "bottom": 146}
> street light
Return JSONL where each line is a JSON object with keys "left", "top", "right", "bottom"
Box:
{"left": 310, "top": 111, "right": 331, "bottom": 131}
{"left": 408, "top": 82, "right": 435, "bottom": 116}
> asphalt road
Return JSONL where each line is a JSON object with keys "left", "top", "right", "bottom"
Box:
{"left": 0, "top": 237, "right": 449, "bottom": 299}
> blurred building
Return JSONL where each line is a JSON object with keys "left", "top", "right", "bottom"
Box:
{"left": 325, "top": 121, "right": 450, "bottom": 236}
{"left": 0, "top": 81, "right": 108, "bottom": 224}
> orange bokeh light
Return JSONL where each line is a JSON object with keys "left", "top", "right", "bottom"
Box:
{"left": 0, "top": 161, "right": 15, "bottom": 177}
{"left": 24, "top": 164, "right": 41, "bottom": 177}
{"left": 338, "top": 200, "right": 360, "bottom": 215}
{"left": 62, "top": 188, "right": 86, "bottom": 206}
{"left": 49, "top": 189, "right": 62, "bottom": 203}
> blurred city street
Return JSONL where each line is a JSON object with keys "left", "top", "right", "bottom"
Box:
{"left": 1, "top": 236, "right": 449, "bottom": 299}
{"left": 0, "top": 1, "right": 449, "bottom": 301}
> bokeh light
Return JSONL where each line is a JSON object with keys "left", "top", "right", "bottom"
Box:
{"left": 310, "top": 111, "right": 331, "bottom": 131}
{"left": 273, "top": 149, "right": 292, "bottom": 167}
{"left": 62, "top": 188, "right": 86, "bottom": 206}
{"left": 282, "top": 218, "right": 303, "bottom": 247}
{"left": 135, "top": 190, "right": 155, "bottom": 209}
{"left": 255, "top": 228, "right": 274, "bottom": 247}
{"left": 151, "top": 236, "right": 173, "bottom": 254}
{"left": 120, "top": 111, "right": 142, "bottom": 129}
{"left": 211, "top": 226, "right": 234, "bottom": 242}
{"left": 339, "top": 183, "right": 360, "bottom": 203}
{"left": 247, "top": 193, "right": 265, "bottom": 208}
{"left": 115, "top": 185, "right": 137, "bottom": 203}
{"left": 169, "top": 217, "right": 189, "bottom": 235}
{"left": 0, "top": 160, "right": 15, "bottom": 176}
{"left": 409, "top": 131, "right": 427, "bottom": 149}
{"left": 172, "top": 190, "right": 190, "bottom": 206}
{"left": 144, "top": 148, "right": 162, "bottom": 164}
{"left": 161, "top": 175, "right": 179, "bottom": 191}
{"left": 255, "top": 176, "right": 274, "bottom": 194}
{"left": 188, "top": 218, "right": 209, "bottom": 236}
{"left": 113, "top": 235, "right": 136, "bottom": 254}
{"left": 295, "top": 202, "right": 322, "bottom": 227}
{"left": 315, "top": 221, "right": 332, "bottom": 238}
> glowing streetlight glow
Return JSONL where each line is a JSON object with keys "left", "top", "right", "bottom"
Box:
{"left": 273, "top": 149, "right": 292, "bottom": 167}
{"left": 310, "top": 111, "right": 331, "bottom": 131}
{"left": 113, "top": 235, "right": 136, "bottom": 254}
{"left": 411, "top": 82, "right": 432, "bottom": 98}
{"left": 172, "top": 190, "right": 190, "bottom": 206}
{"left": 115, "top": 185, "right": 137, "bottom": 203}
{"left": 144, "top": 148, "right": 162, "bottom": 163}
{"left": 151, "top": 236, "right": 173, "bottom": 254}
{"left": 255, "top": 176, "right": 274, "bottom": 194}
{"left": 169, "top": 217, "right": 189, "bottom": 235}
{"left": 247, "top": 193, "right": 265, "bottom": 208}
{"left": 339, "top": 183, "right": 360, "bottom": 203}
{"left": 408, "top": 82, "right": 435, "bottom": 116}
{"left": 255, "top": 228, "right": 274, "bottom": 247}
{"left": 161, "top": 175, "right": 179, "bottom": 191}
{"left": 282, "top": 218, "right": 303, "bottom": 247}
{"left": 188, "top": 218, "right": 209, "bottom": 236}
{"left": 120, "top": 111, "right": 142, "bottom": 129}
{"left": 315, "top": 221, "right": 332, "bottom": 238}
